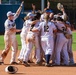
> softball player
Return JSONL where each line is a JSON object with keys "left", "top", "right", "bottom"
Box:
{"left": 23, "top": 12, "right": 41, "bottom": 66}
{"left": 54, "top": 17, "right": 69, "bottom": 65}
{"left": 32, "top": 13, "right": 57, "bottom": 67}
{"left": 0, "top": 1, "right": 24, "bottom": 65}
{"left": 17, "top": 16, "right": 29, "bottom": 63}
{"left": 66, "top": 22, "right": 74, "bottom": 65}
{"left": 18, "top": 12, "right": 40, "bottom": 66}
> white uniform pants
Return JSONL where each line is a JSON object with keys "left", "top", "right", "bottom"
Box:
{"left": 11, "top": 35, "right": 18, "bottom": 63}
{"left": 41, "top": 37, "right": 54, "bottom": 55}
{"left": 23, "top": 33, "right": 41, "bottom": 62}
{"left": 55, "top": 33, "right": 69, "bottom": 65}
{"left": 1, "top": 33, "right": 18, "bottom": 63}
{"left": 67, "top": 38, "right": 74, "bottom": 63}
{"left": 18, "top": 32, "right": 26, "bottom": 60}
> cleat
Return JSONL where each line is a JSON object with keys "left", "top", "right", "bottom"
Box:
{"left": 17, "top": 61, "right": 22, "bottom": 64}
{"left": 35, "top": 61, "right": 42, "bottom": 66}
{"left": 52, "top": 63, "right": 60, "bottom": 66}
{"left": 69, "top": 61, "right": 75, "bottom": 65}
{"left": 17, "top": 59, "right": 23, "bottom": 64}
{"left": 45, "top": 63, "right": 52, "bottom": 67}
{"left": 23, "top": 61, "right": 30, "bottom": 67}
{"left": 28, "top": 60, "right": 34, "bottom": 63}
{"left": 10, "top": 62, "right": 18, "bottom": 65}
{"left": 0, "top": 62, "right": 4, "bottom": 65}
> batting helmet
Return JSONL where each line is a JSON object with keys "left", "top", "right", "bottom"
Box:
{"left": 5, "top": 65, "right": 18, "bottom": 74}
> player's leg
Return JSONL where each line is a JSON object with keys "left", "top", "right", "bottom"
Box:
{"left": 41, "top": 37, "right": 51, "bottom": 66}
{"left": 34, "top": 35, "right": 41, "bottom": 64}
{"left": 23, "top": 41, "right": 33, "bottom": 66}
{"left": 54, "top": 35, "right": 64, "bottom": 65}
{"left": 23, "top": 32, "right": 34, "bottom": 65}
{"left": 45, "top": 38, "right": 54, "bottom": 66}
{"left": 0, "top": 34, "right": 11, "bottom": 64}
{"left": 62, "top": 42, "right": 69, "bottom": 65}
{"left": 10, "top": 35, "right": 18, "bottom": 64}
{"left": 39, "top": 35, "right": 45, "bottom": 62}
{"left": 18, "top": 33, "right": 26, "bottom": 62}
{"left": 67, "top": 38, "right": 74, "bottom": 65}
{"left": 51, "top": 34, "right": 57, "bottom": 64}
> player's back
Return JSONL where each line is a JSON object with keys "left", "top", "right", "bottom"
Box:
{"left": 40, "top": 21, "right": 56, "bottom": 38}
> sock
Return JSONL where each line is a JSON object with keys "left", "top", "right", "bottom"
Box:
{"left": 45, "top": 54, "right": 51, "bottom": 64}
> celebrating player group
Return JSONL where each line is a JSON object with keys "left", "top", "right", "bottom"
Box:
{"left": 0, "top": 1, "right": 74, "bottom": 67}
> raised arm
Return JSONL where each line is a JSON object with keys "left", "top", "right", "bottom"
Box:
{"left": 14, "top": 1, "right": 24, "bottom": 20}
{"left": 47, "top": 1, "right": 50, "bottom": 9}
{"left": 32, "top": 3, "right": 36, "bottom": 14}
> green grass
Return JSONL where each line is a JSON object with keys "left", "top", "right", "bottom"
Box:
{"left": 0, "top": 34, "right": 21, "bottom": 50}
{"left": 72, "top": 32, "right": 76, "bottom": 51}
{"left": 0, "top": 32, "right": 76, "bottom": 50}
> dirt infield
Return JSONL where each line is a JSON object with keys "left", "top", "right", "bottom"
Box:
{"left": 0, "top": 50, "right": 76, "bottom": 75}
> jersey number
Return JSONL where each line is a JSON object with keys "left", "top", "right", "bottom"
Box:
{"left": 44, "top": 25, "right": 49, "bottom": 32}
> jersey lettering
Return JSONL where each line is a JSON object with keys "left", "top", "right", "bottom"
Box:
{"left": 44, "top": 25, "right": 49, "bottom": 32}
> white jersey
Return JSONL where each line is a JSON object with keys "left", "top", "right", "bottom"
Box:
{"left": 5, "top": 19, "right": 16, "bottom": 31}
{"left": 55, "top": 21, "right": 72, "bottom": 35}
{"left": 55, "top": 21, "right": 66, "bottom": 31}
{"left": 37, "top": 21, "right": 56, "bottom": 38}
{"left": 22, "top": 19, "right": 32, "bottom": 33}
{"left": 4, "top": 14, "right": 18, "bottom": 34}
{"left": 67, "top": 27, "right": 72, "bottom": 35}
{"left": 33, "top": 21, "right": 40, "bottom": 35}
{"left": 21, "top": 19, "right": 32, "bottom": 33}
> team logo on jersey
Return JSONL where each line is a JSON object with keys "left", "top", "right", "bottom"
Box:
{"left": 44, "top": 25, "right": 49, "bottom": 32}
{"left": 12, "top": 23, "right": 16, "bottom": 27}
{"left": 8, "top": 24, "right": 10, "bottom": 27}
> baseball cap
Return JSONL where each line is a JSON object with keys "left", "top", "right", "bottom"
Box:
{"left": 27, "top": 12, "right": 36, "bottom": 17}
{"left": 7, "top": 11, "right": 15, "bottom": 17}
{"left": 45, "top": 9, "right": 53, "bottom": 13}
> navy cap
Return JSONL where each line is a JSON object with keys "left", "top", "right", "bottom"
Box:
{"left": 45, "top": 9, "right": 53, "bottom": 13}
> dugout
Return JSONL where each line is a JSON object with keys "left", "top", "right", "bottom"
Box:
{"left": 0, "top": 4, "right": 25, "bottom": 34}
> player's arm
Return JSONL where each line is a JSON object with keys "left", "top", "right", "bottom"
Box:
{"left": 65, "top": 23, "right": 71, "bottom": 28}
{"left": 29, "top": 20, "right": 39, "bottom": 25}
{"left": 32, "top": 3, "right": 36, "bottom": 14}
{"left": 32, "top": 23, "right": 42, "bottom": 32}
{"left": 31, "top": 28, "right": 39, "bottom": 32}
{"left": 47, "top": 1, "right": 50, "bottom": 9}
{"left": 10, "top": 28, "right": 21, "bottom": 32}
{"left": 14, "top": 1, "right": 24, "bottom": 20}
{"left": 61, "top": 8, "right": 67, "bottom": 20}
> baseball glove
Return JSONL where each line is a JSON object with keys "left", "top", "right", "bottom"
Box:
{"left": 5, "top": 65, "right": 18, "bottom": 74}
{"left": 64, "top": 33, "right": 72, "bottom": 39}
{"left": 57, "top": 3, "right": 64, "bottom": 11}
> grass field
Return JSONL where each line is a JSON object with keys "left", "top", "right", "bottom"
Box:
{"left": 0, "top": 32, "right": 76, "bottom": 50}
{"left": 72, "top": 31, "right": 76, "bottom": 50}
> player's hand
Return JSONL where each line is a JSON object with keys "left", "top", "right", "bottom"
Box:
{"left": 22, "top": 1, "right": 24, "bottom": 4}
{"left": 20, "top": 1, "right": 24, "bottom": 7}
{"left": 32, "top": 4, "right": 36, "bottom": 10}
{"left": 47, "top": 1, "right": 50, "bottom": 9}
{"left": 61, "top": 8, "right": 65, "bottom": 12}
